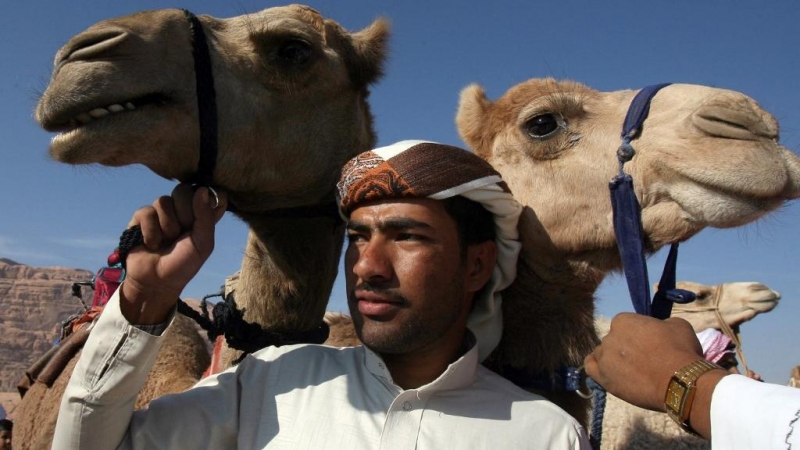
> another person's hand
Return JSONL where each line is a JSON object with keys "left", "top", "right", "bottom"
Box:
{"left": 583, "top": 313, "right": 706, "bottom": 412}
{"left": 119, "top": 184, "right": 227, "bottom": 324}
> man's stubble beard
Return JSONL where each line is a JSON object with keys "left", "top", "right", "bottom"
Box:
{"left": 348, "top": 275, "right": 468, "bottom": 355}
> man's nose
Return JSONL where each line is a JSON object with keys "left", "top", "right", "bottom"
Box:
{"left": 353, "top": 240, "right": 393, "bottom": 281}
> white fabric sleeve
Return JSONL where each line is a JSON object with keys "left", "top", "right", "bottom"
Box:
{"left": 53, "top": 288, "right": 171, "bottom": 449}
{"left": 710, "top": 374, "right": 800, "bottom": 449}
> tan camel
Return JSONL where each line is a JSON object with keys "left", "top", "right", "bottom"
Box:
{"left": 456, "top": 77, "right": 800, "bottom": 424}
{"left": 16, "top": 5, "right": 388, "bottom": 449}
{"left": 670, "top": 281, "right": 780, "bottom": 331}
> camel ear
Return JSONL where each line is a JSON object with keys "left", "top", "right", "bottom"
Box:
{"left": 347, "top": 17, "right": 391, "bottom": 87}
{"left": 456, "top": 84, "right": 493, "bottom": 157}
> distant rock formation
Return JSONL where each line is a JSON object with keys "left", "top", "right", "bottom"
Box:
{"left": 0, "top": 258, "right": 94, "bottom": 393}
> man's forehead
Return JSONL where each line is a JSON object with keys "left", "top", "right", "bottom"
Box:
{"left": 348, "top": 198, "right": 453, "bottom": 228}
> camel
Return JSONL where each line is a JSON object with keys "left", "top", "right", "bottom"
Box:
{"left": 456, "top": 77, "right": 800, "bottom": 425}
{"left": 669, "top": 281, "right": 780, "bottom": 331}
{"left": 15, "top": 5, "right": 388, "bottom": 449}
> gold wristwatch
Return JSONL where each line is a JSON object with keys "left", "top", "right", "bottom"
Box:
{"left": 665, "top": 359, "right": 721, "bottom": 435}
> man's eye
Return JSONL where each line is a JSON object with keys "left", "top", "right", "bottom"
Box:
{"left": 396, "top": 233, "right": 420, "bottom": 241}
{"left": 347, "top": 233, "right": 367, "bottom": 243}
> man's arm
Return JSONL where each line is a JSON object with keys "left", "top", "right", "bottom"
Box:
{"left": 583, "top": 313, "right": 727, "bottom": 439}
{"left": 54, "top": 186, "right": 227, "bottom": 449}
{"left": 584, "top": 313, "right": 800, "bottom": 445}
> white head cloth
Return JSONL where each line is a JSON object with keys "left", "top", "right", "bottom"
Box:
{"left": 337, "top": 140, "right": 523, "bottom": 360}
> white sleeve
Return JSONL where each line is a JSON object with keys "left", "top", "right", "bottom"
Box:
{"left": 53, "top": 288, "right": 169, "bottom": 449}
{"left": 710, "top": 374, "right": 800, "bottom": 449}
{"left": 53, "top": 289, "right": 241, "bottom": 449}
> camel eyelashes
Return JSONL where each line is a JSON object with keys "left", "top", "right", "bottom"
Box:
{"left": 523, "top": 113, "right": 565, "bottom": 139}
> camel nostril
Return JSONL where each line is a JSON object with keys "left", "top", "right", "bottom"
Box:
{"left": 693, "top": 99, "right": 779, "bottom": 141}
{"left": 56, "top": 27, "right": 129, "bottom": 68}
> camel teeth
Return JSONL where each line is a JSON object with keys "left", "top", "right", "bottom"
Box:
{"left": 76, "top": 113, "right": 93, "bottom": 124}
{"left": 88, "top": 108, "right": 110, "bottom": 118}
{"left": 108, "top": 104, "right": 125, "bottom": 113}
{"left": 125, "top": 102, "right": 136, "bottom": 110}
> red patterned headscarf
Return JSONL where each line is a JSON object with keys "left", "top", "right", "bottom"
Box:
{"left": 337, "top": 140, "right": 523, "bottom": 361}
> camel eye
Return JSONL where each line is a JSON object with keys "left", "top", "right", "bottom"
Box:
{"left": 523, "top": 113, "right": 565, "bottom": 139}
{"left": 276, "top": 39, "right": 313, "bottom": 67}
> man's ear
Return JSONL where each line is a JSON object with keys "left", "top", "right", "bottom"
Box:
{"left": 465, "top": 241, "right": 497, "bottom": 293}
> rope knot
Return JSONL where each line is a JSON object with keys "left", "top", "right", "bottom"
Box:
{"left": 617, "top": 141, "right": 636, "bottom": 163}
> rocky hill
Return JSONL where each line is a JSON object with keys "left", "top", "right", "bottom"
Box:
{"left": 0, "top": 258, "right": 96, "bottom": 393}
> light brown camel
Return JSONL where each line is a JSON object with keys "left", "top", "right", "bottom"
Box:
{"left": 456, "top": 78, "right": 800, "bottom": 425}
{"left": 669, "top": 281, "right": 780, "bottom": 331}
{"left": 16, "top": 5, "right": 388, "bottom": 449}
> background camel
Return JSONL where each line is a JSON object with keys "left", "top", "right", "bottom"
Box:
{"left": 456, "top": 77, "right": 800, "bottom": 424}
{"left": 14, "top": 5, "right": 388, "bottom": 449}
{"left": 669, "top": 281, "right": 780, "bottom": 331}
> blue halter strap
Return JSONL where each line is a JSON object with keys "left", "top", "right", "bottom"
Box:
{"left": 592, "top": 83, "right": 699, "bottom": 449}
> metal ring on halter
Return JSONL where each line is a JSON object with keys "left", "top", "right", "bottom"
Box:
{"left": 574, "top": 365, "right": 595, "bottom": 399}
{"left": 191, "top": 184, "right": 220, "bottom": 209}
{"left": 207, "top": 186, "right": 220, "bottom": 209}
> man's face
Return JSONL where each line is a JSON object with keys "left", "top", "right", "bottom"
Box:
{"left": 0, "top": 430, "right": 11, "bottom": 450}
{"left": 345, "top": 198, "right": 473, "bottom": 355}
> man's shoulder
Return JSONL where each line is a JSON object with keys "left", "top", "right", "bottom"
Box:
{"left": 250, "top": 343, "right": 362, "bottom": 360}
{"left": 474, "top": 365, "right": 580, "bottom": 419}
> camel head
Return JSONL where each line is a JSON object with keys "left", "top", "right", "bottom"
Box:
{"left": 670, "top": 280, "right": 781, "bottom": 331}
{"left": 35, "top": 5, "right": 389, "bottom": 213}
{"left": 457, "top": 78, "right": 800, "bottom": 277}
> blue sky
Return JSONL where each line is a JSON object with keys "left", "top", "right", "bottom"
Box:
{"left": 2, "top": 0, "right": 799, "bottom": 384}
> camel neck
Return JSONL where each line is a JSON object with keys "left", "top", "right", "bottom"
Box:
{"left": 233, "top": 212, "right": 345, "bottom": 331}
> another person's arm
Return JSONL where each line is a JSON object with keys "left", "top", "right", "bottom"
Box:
{"left": 584, "top": 313, "right": 800, "bottom": 447}
{"left": 54, "top": 185, "right": 228, "bottom": 449}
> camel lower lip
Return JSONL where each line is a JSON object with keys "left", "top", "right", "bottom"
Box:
{"left": 357, "top": 300, "right": 399, "bottom": 317}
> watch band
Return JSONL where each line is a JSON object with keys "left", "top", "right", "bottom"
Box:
{"left": 664, "top": 359, "right": 721, "bottom": 434}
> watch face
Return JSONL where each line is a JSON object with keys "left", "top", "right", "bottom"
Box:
{"left": 666, "top": 381, "right": 688, "bottom": 412}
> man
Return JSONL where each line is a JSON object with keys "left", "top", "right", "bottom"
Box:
{"left": 585, "top": 313, "right": 800, "bottom": 448}
{"left": 0, "top": 418, "right": 12, "bottom": 450}
{"left": 55, "top": 140, "right": 588, "bottom": 448}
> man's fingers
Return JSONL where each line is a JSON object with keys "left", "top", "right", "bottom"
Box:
{"left": 152, "top": 196, "right": 181, "bottom": 242}
{"left": 130, "top": 204, "right": 165, "bottom": 251}
{"left": 583, "top": 352, "right": 599, "bottom": 380}
{"left": 188, "top": 187, "right": 227, "bottom": 257}
{"left": 171, "top": 184, "right": 196, "bottom": 231}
